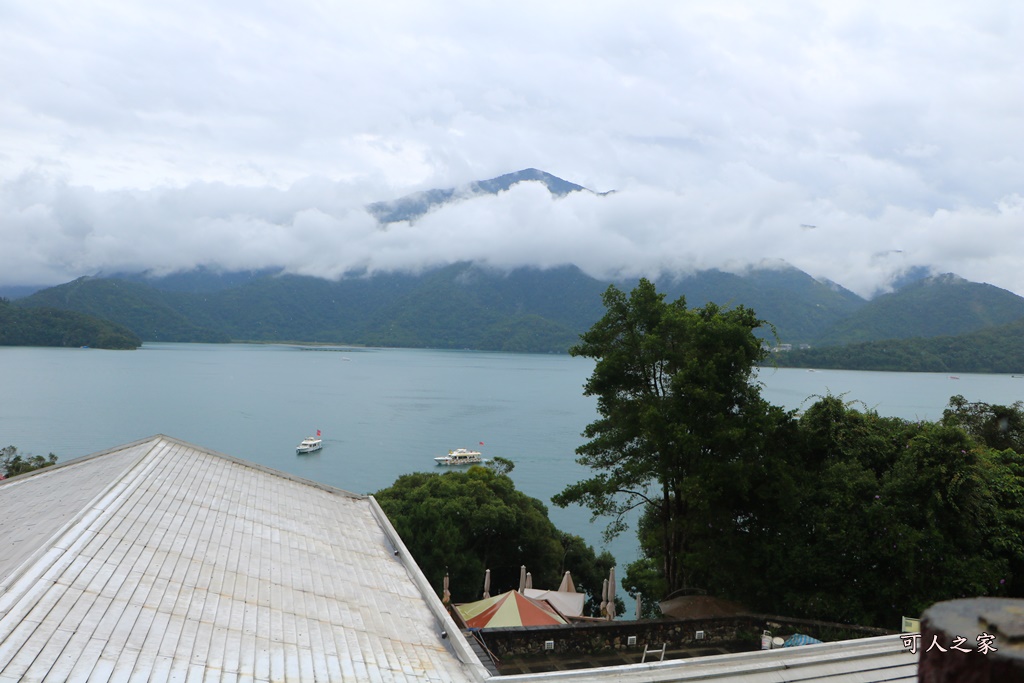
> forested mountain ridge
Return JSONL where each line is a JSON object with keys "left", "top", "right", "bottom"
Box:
{"left": 14, "top": 261, "right": 1024, "bottom": 362}
{"left": 814, "top": 274, "right": 1024, "bottom": 346}
{"left": 0, "top": 297, "right": 141, "bottom": 349}
{"left": 769, "top": 316, "right": 1024, "bottom": 374}
{"left": 20, "top": 277, "right": 229, "bottom": 343}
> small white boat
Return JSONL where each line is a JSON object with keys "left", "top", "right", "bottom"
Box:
{"left": 434, "top": 448, "right": 486, "bottom": 466}
{"left": 296, "top": 435, "right": 323, "bottom": 454}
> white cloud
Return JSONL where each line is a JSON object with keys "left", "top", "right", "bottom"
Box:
{"left": 1, "top": 0, "right": 1023, "bottom": 298}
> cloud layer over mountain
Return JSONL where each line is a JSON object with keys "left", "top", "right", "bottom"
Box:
{"left": 2, "top": 1, "right": 1023, "bottom": 298}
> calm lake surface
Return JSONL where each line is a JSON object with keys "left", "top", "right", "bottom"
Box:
{"left": 3, "top": 343, "right": 1022, "bottom": 605}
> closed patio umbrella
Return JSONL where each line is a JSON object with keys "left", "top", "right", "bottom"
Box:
{"left": 607, "top": 567, "right": 616, "bottom": 620}
{"left": 600, "top": 578, "right": 608, "bottom": 618}
{"left": 558, "top": 570, "right": 576, "bottom": 593}
{"left": 482, "top": 569, "right": 491, "bottom": 599}
{"left": 519, "top": 565, "right": 527, "bottom": 593}
{"left": 525, "top": 572, "right": 532, "bottom": 590}
{"left": 443, "top": 572, "right": 450, "bottom": 604}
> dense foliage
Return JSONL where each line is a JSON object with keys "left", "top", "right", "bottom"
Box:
{"left": 0, "top": 297, "right": 141, "bottom": 349}
{"left": 0, "top": 445, "right": 58, "bottom": 478}
{"left": 943, "top": 394, "right": 1024, "bottom": 453}
{"left": 617, "top": 392, "right": 1024, "bottom": 629}
{"left": 374, "top": 465, "right": 618, "bottom": 614}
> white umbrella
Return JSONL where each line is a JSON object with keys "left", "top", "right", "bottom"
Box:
{"left": 525, "top": 572, "right": 533, "bottom": 590}
{"left": 443, "top": 573, "right": 451, "bottom": 605}
{"left": 600, "top": 578, "right": 608, "bottom": 618}
{"left": 558, "top": 570, "right": 576, "bottom": 593}
{"left": 607, "top": 567, "right": 616, "bottom": 620}
{"left": 483, "top": 569, "right": 491, "bottom": 599}
{"left": 519, "top": 565, "right": 527, "bottom": 593}
{"left": 635, "top": 593, "right": 642, "bottom": 620}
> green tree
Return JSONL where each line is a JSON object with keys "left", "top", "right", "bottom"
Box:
{"left": 1, "top": 446, "right": 59, "bottom": 478}
{"left": 374, "top": 466, "right": 615, "bottom": 613}
{"left": 942, "top": 394, "right": 1024, "bottom": 453}
{"left": 552, "top": 278, "right": 778, "bottom": 595}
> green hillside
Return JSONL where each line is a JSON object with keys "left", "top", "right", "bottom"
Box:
{"left": 0, "top": 298, "right": 140, "bottom": 349}
{"left": 814, "top": 274, "right": 1024, "bottom": 346}
{"left": 770, "top": 317, "right": 1024, "bottom": 373}
{"left": 658, "top": 266, "right": 865, "bottom": 344}
{"left": 19, "top": 277, "right": 229, "bottom": 343}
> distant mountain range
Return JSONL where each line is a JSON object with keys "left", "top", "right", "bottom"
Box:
{"left": 6, "top": 169, "right": 1024, "bottom": 370}
{"left": 11, "top": 261, "right": 1024, "bottom": 362}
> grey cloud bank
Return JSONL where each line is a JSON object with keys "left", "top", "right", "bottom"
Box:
{"left": 2, "top": 1, "right": 1023, "bottom": 298}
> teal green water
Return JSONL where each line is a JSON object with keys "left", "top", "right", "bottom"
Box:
{"left": 3, "top": 343, "right": 1022, "bottom": 611}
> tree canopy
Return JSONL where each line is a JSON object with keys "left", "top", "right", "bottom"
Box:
{"left": 942, "top": 394, "right": 1024, "bottom": 453}
{"left": 373, "top": 465, "right": 616, "bottom": 614}
{"left": 626, "top": 394, "right": 1024, "bottom": 628}
{"left": 1, "top": 446, "right": 59, "bottom": 478}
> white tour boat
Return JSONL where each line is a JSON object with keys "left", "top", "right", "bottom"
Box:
{"left": 296, "top": 433, "right": 323, "bottom": 454}
{"left": 434, "top": 448, "right": 486, "bottom": 466}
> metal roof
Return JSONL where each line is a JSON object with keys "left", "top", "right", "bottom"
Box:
{"left": 0, "top": 436, "right": 485, "bottom": 682}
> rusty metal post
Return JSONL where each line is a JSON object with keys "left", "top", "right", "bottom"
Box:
{"left": 918, "top": 598, "right": 1024, "bottom": 682}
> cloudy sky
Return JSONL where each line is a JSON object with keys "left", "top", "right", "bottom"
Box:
{"left": 2, "top": 1, "right": 1022, "bottom": 298}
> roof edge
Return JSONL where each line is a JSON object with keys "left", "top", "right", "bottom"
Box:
{"left": 0, "top": 434, "right": 160, "bottom": 485}
{"left": 368, "top": 495, "right": 491, "bottom": 681}
{"left": 156, "top": 434, "right": 370, "bottom": 501}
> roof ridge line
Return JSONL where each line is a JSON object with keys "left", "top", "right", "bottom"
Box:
{"left": 157, "top": 434, "right": 370, "bottom": 500}
{"left": 0, "top": 437, "right": 163, "bottom": 629}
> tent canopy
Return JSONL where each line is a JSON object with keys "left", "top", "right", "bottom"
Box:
{"left": 455, "top": 590, "right": 568, "bottom": 629}
{"left": 524, "top": 588, "right": 584, "bottom": 617}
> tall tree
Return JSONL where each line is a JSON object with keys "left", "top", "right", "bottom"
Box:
{"left": 552, "top": 278, "right": 776, "bottom": 595}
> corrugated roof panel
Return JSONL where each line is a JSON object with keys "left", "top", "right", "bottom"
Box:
{"left": 28, "top": 437, "right": 488, "bottom": 681}
{"left": 0, "top": 441, "right": 150, "bottom": 589}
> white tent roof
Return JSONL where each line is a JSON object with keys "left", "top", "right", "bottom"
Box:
{"left": 523, "top": 588, "right": 586, "bottom": 618}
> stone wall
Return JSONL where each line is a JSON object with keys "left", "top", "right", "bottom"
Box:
{"left": 472, "top": 614, "right": 893, "bottom": 661}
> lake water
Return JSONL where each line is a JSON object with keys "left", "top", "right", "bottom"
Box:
{"left": 2, "top": 343, "right": 1022, "bottom": 610}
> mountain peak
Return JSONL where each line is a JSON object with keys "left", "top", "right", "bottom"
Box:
{"left": 367, "top": 169, "right": 593, "bottom": 224}
{"left": 468, "top": 169, "right": 587, "bottom": 198}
